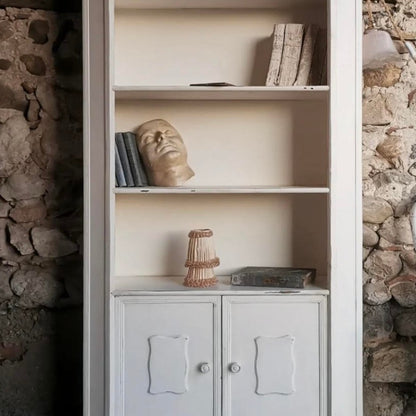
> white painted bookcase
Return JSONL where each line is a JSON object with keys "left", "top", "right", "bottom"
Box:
{"left": 83, "top": 0, "right": 362, "bottom": 415}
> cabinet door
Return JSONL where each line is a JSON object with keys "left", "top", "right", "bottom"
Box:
{"left": 113, "top": 296, "right": 221, "bottom": 416}
{"left": 222, "top": 296, "right": 327, "bottom": 416}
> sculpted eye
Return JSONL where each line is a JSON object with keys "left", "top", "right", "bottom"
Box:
{"left": 142, "top": 135, "right": 153, "bottom": 145}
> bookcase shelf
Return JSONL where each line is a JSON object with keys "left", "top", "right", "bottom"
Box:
{"left": 114, "top": 186, "right": 330, "bottom": 194}
{"left": 113, "top": 86, "right": 329, "bottom": 101}
{"left": 115, "top": 0, "right": 326, "bottom": 9}
{"left": 112, "top": 275, "right": 330, "bottom": 295}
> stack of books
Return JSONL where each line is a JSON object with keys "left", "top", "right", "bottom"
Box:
{"left": 266, "top": 23, "right": 327, "bottom": 87}
{"left": 115, "top": 132, "right": 149, "bottom": 187}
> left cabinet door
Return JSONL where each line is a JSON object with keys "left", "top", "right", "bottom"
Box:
{"left": 113, "top": 296, "right": 221, "bottom": 416}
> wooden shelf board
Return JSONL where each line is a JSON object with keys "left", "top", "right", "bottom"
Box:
{"left": 115, "top": 0, "right": 326, "bottom": 9}
{"left": 112, "top": 275, "right": 329, "bottom": 296}
{"left": 113, "top": 86, "right": 329, "bottom": 101}
{"left": 114, "top": 186, "right": 330, "bottom": 194}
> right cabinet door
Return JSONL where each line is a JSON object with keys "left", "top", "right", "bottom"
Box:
{"left": 222, "top": 296, "right": 327, "bottom": 416}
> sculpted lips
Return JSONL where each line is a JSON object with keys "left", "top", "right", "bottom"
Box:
{"left": 156, "top": 143, "right": 178, "bottom": 154}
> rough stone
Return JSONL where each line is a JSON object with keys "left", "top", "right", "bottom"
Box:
{"left": 31, "top": 227, "right": 78, "bottom": 258}
{"left": 373, "top": 170, "right": 415, "bottom": 209}
{"left": 379, "top": 215, "right": 414, "bottom": 245}
{"left": 401, "top": 250, "right": 416, "bottom": 274}
{"left": 368, "top": 342, "right": 416, "bottom": 382}
{"left": 28, "top": 19, "right": 49, "bottom": 44}
{"left": 390, "top": 278, "right": 416, "bottom": 308}
{"left": 0, "top": 80, "right": 27, "bottom": 112}
{"left": 35, "top": 82, "right": 60, "bottom": 120}
{"left": 0, "top": 59, "right": 11, "bottom": 70}
{"left": 364, "top": 250, "right": 402, "bottom": 280}
{"left": 363, "top": 224, "right": 379, "bottom": 247}
{"left": 21, "top": 80, "right": 36, "bottom": 94}
{"left": 0, "top": 113, "right": 31, "bottom": 177}
{"left": 363, "top": 197, "right": 394, "bottom": 223}
{"left": 0, "top": 218, "right": 17, "bottom": 259}
{"left": 0, "top": 343, "right": 26, "bottom": 362}
{"left": 403, "top": 398, "right": 416, "bottom": 416}
{"left": 10, "top": 268, "right": 65, "bottom": 308}
{"left": 394, "top": 310, "right": 416, "bottom": 336}
{"left": 363, "top": 247, "right": 372, "bottom": 261}
{"left": 409, "top": 162, "right": 416, "bottom": 176}
{"left": 0, "top": 200, "right": 9, "bottom": 217}
{"left": 26, "top": 99, "right": 40, "bottom": 122}
{"left": 7, "top": 223, "right": 34, "bottom": 256}
{"left": 364, "top": 281, "right": 392, "bottom": 305}
{"left": 20, "top": 54, "right": 46, "bottom": 76}
{"left": 376, "top": 136, "right": 404, "bottom": 168}
{"left": 363, "top": 64, "right": 402, "bottom": 88}
{"left": 363, "top": 93, "right": 394, "bottom": 125}
{"left": 364, "top": 304, "right": 394, "bottom": 346}
{"left": 0, "top": 20, "right": 13, "bottom": 42}
{"left": 0, "top": 173, "right": 46, "bottom": 201}
{"left": 0, "top": 266, "right": 14, "bottom": 301}
{"left": 9, "top": 198, "right": 47, "bottom": 223}
{"left": 363, "top": 383, "right": 405, "bottom": 416}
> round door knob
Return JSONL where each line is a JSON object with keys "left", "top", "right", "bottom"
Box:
{"left": 199, "top": 363, "right": 211, "bottom": 373}
{"left": 229, "top": 362, "right": 241, "bottom": 373}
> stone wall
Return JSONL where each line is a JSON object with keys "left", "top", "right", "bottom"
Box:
{"left": 0, "top": 2, "right": 82, "bottom": 415}
{"left": 363, "top": 0, "right": 416, "bottom": 414}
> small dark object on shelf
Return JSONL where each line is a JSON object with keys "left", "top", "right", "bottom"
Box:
{"left": 189, "top": 82, "right": 236, "bottom": 87}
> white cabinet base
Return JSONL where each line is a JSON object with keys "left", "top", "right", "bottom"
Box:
{"left": 113, "top": 294, "right": 326, "bottom": 416}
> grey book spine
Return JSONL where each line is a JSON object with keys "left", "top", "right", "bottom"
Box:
{"left": 122, "top": 132, "right": 149, "bottom": 186}
{"left": 230, "top": 267, "right": 315, "bottom": 288}
{"left": 115, "top": 132, "right": 134, "bottom": 187}
{"left": 114, "top": 143, "right": 126, "bottom": 187}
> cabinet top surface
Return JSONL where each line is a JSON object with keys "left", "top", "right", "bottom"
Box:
{"left": 112, "top": 276, "right": 329, "bottom": 296}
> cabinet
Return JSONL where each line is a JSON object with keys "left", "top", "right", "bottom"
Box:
{"left": 113, "top": 292, "right": 326, "bottom": 416}
{"left": 83, "top": 0, "right": 362, "bottom": 415}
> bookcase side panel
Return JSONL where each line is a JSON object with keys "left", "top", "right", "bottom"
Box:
{"left": 329, "top": 0, "right": 362, "bottom": 414}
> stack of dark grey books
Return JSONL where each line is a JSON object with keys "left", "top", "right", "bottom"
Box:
{"left": 115, "top": 132, "right": 149, "bottom": 187}
{"left": 230, "top": 267, "right": 316, "bottom": 289}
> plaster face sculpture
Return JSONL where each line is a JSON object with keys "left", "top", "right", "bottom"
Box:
{"left": 136, "top": 119, "right": 195, "bottom": 187}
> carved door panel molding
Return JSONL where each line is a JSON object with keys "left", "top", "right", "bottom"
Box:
{"left": 222, "top": 296, "right": 327, "bottom": 416}
{"left": 114, "top": 296, "right": 221, "bottom": 416}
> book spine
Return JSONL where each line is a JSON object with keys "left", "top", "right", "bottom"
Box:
{"left": 115, "top": 132, "right": 134, "bottom": 187}
{"left": 265, "top": 24, "right": 285, "bottom": 87}
{"left": 123, "top": 132, "right": 149, "bottom": 186}
{"left": 278, "top": 24, "right": 304, "bottom": 86}
{"left": 309, "top": 28, "right": 327, "bottom": 85}
{"left": 294, "top": 24, "right": 319, "bottom": 86}
{"left": 114, "top": 142, "right": 126, "bottom": 187}
{"left": 231, "top": 274, "right": 308, "bottom": 289}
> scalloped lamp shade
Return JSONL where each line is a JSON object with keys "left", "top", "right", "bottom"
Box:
{"left": 184, "top": 229, "right": 220, "bottom": 288}
{"left": 363, "top": 29, "right": 401, "bottom": 69}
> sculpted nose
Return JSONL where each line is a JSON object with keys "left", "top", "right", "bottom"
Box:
{"left": 156, "top": 132, "right": 165, "bottom": 143}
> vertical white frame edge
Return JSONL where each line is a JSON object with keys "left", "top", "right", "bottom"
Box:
{"left": 355, "top": 0, "right": 363, "bottom": 413}
{"left": 329, "top": 0, "right": 362, "bottom": 415}
{"left": 83, "top": 0, "right": 107, "bottom": 415}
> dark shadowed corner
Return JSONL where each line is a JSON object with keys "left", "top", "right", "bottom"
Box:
{"left": 0, "top": 0, "right": 83, "bottom": 415}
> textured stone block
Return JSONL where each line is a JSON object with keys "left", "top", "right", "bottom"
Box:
{"left": 369, "top": 342, "right": 416, "bottom": 383}
{"left": 31, "top": 226, "right": 77, "bottom": 258}
{"left": 363, "top": 197, "right": 393, "bottom": 224}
